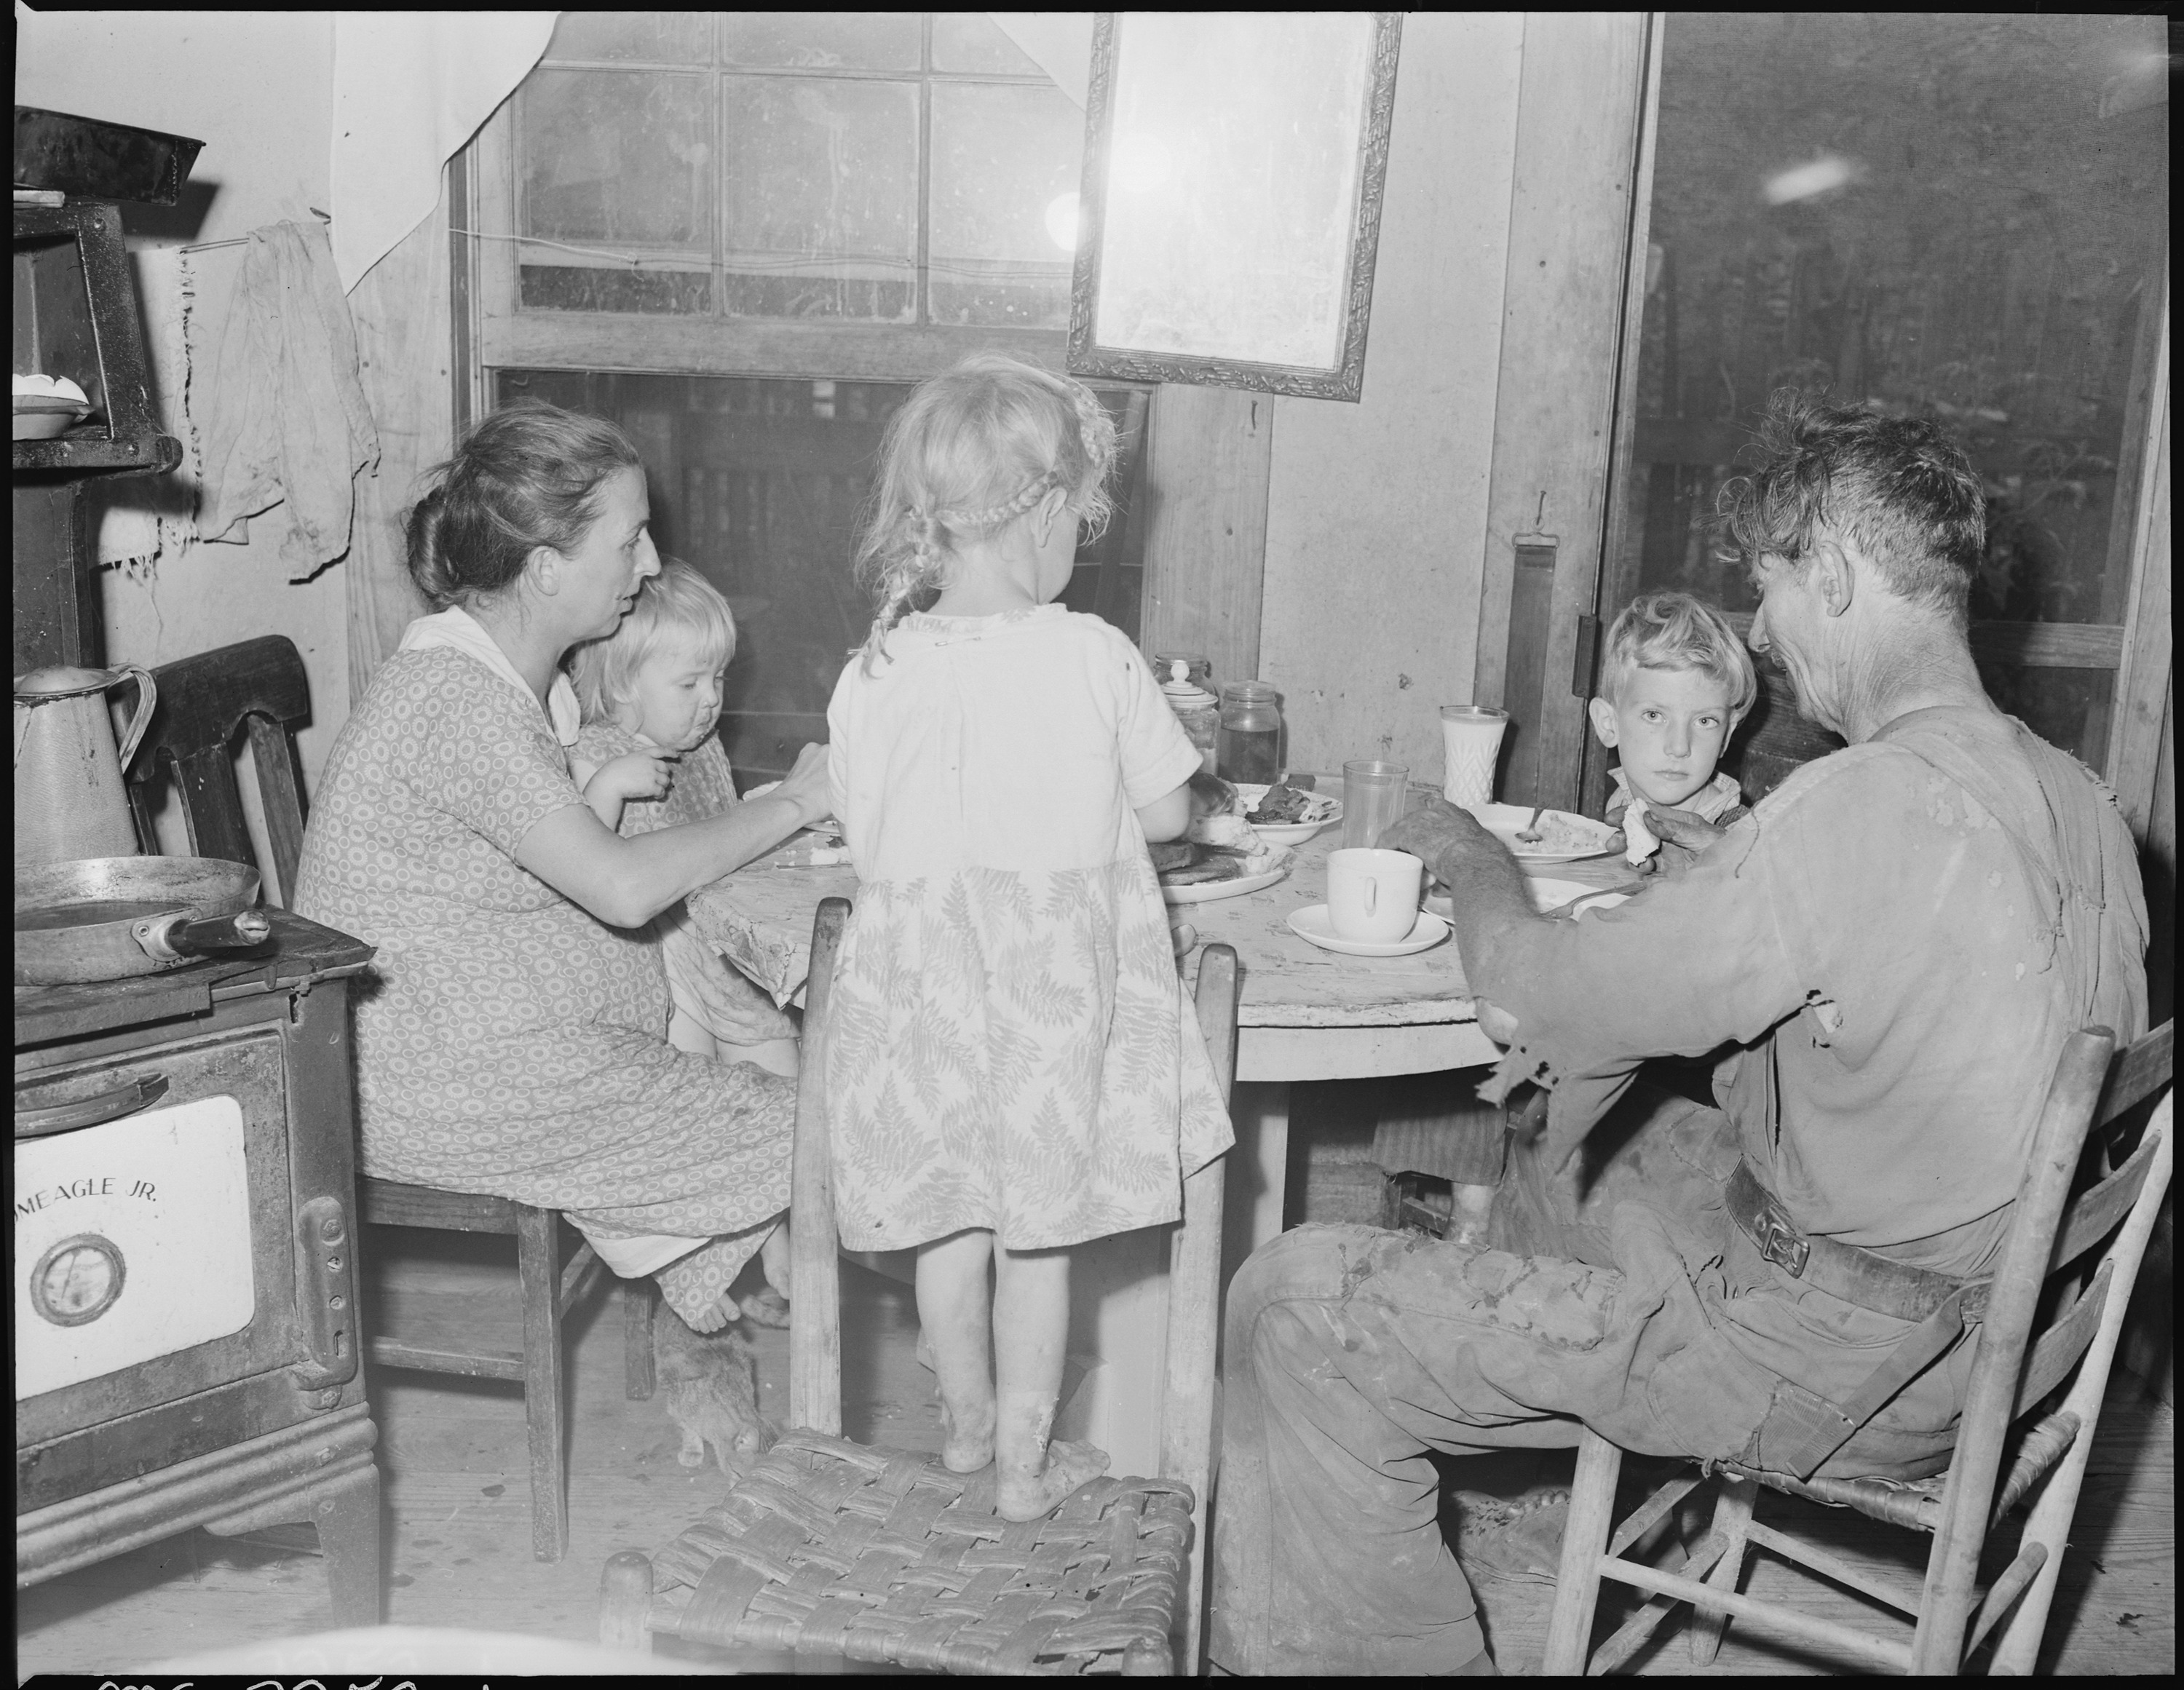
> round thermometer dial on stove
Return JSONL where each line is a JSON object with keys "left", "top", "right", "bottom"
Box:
{"left": 31, "top": 1234, "right": 127, "bottom": 1327}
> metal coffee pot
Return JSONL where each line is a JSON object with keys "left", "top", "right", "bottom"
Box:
{"left": 14, "top": 664, "right": 158, "bottom": 867}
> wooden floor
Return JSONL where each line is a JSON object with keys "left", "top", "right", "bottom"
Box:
{"left": 15, "top": 1234, "right": 2175, "bottom": 1678}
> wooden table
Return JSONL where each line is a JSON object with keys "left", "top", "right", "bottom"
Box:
{"left": 687, "top": 820, "right": 1639, "bottom": 1475}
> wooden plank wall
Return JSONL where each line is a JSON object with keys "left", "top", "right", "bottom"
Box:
{"left": 344, "top": 189, "right": 451, "bottom": 700}
{"left": 1139, "top": 384, "right": 1273, "bottom": 692}
{"left": 1255, "top": 9, "right": 1526, "bottom": 780}
{"left": 1472, "top": 13, "right": 1654, "bottom": 812}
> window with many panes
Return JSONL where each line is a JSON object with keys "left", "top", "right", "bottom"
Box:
{"left": 464, "top": 13, "right": 1147, "bottom": 782}
{"left": 511, "top": 11, "right": 1082, "bottom": 328}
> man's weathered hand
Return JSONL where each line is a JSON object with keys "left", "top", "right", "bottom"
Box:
{"left": 1376, "top": 796, "right": 1503, "bottom": 885}
{"left": 1645, "top": 806, "right": 1729, "bottom": 854}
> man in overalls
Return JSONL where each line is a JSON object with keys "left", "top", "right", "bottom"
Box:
{"left": 1206, "top": 394, "right": 2148, "bottom": 1675}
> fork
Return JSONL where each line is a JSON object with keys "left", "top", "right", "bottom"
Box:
{"left": 1515, "top": 803, "right": 1547, "bottom": 845}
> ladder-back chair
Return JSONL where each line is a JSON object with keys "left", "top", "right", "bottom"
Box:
{"left": 601, "top": 897, "right": 1240, "bottom": 1673}
{"left": 1544, "top": 1020, "right": 2173, "bottom": 1675}
{"left": 131, "top": 634, "right": 658, "bottom": 1563}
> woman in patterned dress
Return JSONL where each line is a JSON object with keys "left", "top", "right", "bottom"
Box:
{"left": 293, "top": 403, "right": 831, "bottom": 1330}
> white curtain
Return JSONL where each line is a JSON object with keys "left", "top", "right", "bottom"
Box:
{"left": 329, "top": 12, "right": 559, "bottom": 293}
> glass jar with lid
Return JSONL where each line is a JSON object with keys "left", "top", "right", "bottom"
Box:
{"left": 1216, "top": 681, "right": 1284, "bottom": 785}
{"left": 1154, "top": 652, "right": 1220, "bottom": 775}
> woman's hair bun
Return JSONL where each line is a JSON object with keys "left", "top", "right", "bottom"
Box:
{"left": 403, "top": 402, "right": 642, "bottom": 611}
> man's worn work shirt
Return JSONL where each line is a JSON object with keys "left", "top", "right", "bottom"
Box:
{"left": 1479, "top": 706, "right": 2147, "bottom": 1279}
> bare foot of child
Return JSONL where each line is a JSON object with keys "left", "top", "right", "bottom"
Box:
{"left": 911, "top": 1328, "right": 993, "bottom": 1468}
{"left": 939, "top": 1395, "right": 997, "bottom": 1474}
{"left": 683, "top": 1290, "right": 740, "bottom": 1335}
{"left": 995, "top": 1394, "right": 1108, "bottom": 1520}
{"left": 997, "top": 1438, "right": 1109, "bottom": 1520}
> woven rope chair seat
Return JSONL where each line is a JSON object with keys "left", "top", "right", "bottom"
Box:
{"left": 646, "top": 1431, "right": 1196, "bottom": 1673}
{"left": 1717, "top": 1463, "right": 1948, "bottom": 1533}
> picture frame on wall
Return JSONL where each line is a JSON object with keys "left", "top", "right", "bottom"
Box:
{"left": 1067, "top": 12, "right": 1403, "bottom": 402}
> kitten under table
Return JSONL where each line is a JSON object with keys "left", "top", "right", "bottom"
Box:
{"left": 654, "top": 1306, "right": 778, "bottom": 1477}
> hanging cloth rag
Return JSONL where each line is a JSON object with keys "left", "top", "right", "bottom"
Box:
{"left": 196, "top": 218, "right": 380, "bottom": 580}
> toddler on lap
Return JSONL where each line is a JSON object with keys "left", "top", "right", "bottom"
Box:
{"left": 569, "top": 561, "right": 798, "bottom": 1077}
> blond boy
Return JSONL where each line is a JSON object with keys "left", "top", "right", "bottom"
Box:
{"left": 1586, "top": 590, "right": 1757, "bottom": 867}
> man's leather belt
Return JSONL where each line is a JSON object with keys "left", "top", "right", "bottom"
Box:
{"left": 1725, "top": 1159, "right": 1985, "bottom": 1325}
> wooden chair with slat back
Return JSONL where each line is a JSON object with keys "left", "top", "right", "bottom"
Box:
{"left": 130, "top": 634, "right": 658, "bottom": 1563}
{"left": 1543, "top": 1020, "right": 2172, "bottom": 1675}
{"left": 600, "top": 898, "right": 1240, "bottom": 1673}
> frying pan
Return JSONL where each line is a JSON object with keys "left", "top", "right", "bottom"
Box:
{"left": 15, "top": 855, "right": 271, "bottom": 986}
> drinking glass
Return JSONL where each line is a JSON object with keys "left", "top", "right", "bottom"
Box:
{"left": 1439, "top": 705, "right": 1508, "bottom": 809}
{"left": 1342, "top": 760, "right": 1410, "bottom": 849}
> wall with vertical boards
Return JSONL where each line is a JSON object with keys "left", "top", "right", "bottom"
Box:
{"left": 1254, "top": 12, "right": 1527, "bottom": 782}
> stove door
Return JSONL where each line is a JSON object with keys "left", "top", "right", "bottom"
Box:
{"left": 15, "top": 1095, "right": 257, "bottom": 1399}
{"left": 14, "top": 1018, "right": 301, "bottom": 1456}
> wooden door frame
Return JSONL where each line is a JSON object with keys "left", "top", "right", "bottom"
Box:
{"left": 1471, "top": 12, "right": 1660, "bottom": 814}
{"left": 2108, "top": 279, "right": 2171, "bottom": 845}
{"left": 1563, "top": 23, "right": 2171, "bottom": 831}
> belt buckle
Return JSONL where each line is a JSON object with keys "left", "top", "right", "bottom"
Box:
{"left": 1756, "top": 1211, "right": 1811, "bottom": 1279}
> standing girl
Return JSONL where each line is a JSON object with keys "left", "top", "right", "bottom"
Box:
{"left": 826, "top": 355, "right": 1234, "bottom": 1520}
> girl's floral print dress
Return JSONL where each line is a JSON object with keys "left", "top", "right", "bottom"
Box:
{"left": 823, "top": 606, "right": 1233, "bottom": 1252}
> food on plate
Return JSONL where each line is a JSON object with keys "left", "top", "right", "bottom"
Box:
{"left": 1160, "top": 846, "right": 1277, "bottom": 886}
{"left": 1188, "top": 769, "right": 1241, "bottom": 819}
{"left": 1158, "top": 770, "right": 1287, "bottom": 886}
{"left": 1149, "top": 838, "right": 1196, "bottom": 873}
{"left": 1155, "top": 836, "right": 1279, "bottom": 887}
{"left": 1513, "top": 811, "right": 1613, "bottom": 855}
{"left": 1186, "top": 811, "right": 1260, "bottom": 852}
{"left": 1244, "top": 774, "right": 1317, "bottom": 825}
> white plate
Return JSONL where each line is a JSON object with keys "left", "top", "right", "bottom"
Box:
{"left": 1525, "top": 877, "right": 1633, "bottom": 919}
{"left": 1235, "top": 782, "right": 1341, "bottom": 846}
{"left": 1469, "top": 801, "right": 1619, "bottom": 863}
{"left": 1421, "top": 878, "right": 1634, "bottom": 921}
{"left": 1251, "top": 814, "right": 1339, "bottom": 846}
{"left": 1160, "top": 847, "right": 1292, "bottom": 905}
{"left": 1287, "top": 905, "right": 1451, "bottom": 956}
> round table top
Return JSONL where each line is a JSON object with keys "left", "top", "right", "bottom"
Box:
{"left": 687, "top": 812, "right": 1640, "bottom": 1034}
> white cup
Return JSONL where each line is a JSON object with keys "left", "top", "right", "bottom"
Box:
{"left": 1326, "top": 848, "right": 1424, "bottom": 943}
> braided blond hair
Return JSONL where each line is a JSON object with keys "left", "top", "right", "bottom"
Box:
{"left": 854, "top": 355, "right": 1118, "bottom": 671}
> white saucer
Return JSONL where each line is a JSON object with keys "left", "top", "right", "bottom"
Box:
{"left": 1287, "top": 905, "right": 1450, "bottom": 956}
